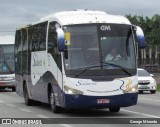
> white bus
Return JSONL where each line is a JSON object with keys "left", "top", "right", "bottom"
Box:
{"left": 0, "top": 35, "right": 15, "bottom": 91}
{"left": 15, "top": 10, "right": 145, "bottom": 113}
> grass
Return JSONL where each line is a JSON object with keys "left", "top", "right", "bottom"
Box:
{"left": 157, "top": 83, "right": 160, "bottom": 92}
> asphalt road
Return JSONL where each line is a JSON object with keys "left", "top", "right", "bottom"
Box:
{"left": 0, "top": 89, "right": 160, "bottom": 127}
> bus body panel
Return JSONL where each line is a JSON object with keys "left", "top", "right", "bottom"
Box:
{"left": 64, "top": 93, "right": 138, "bottom": 109}
{"left": 40, "top": 10, "right": 131, "bottom": 26}
{"left": 63, "top": 76, "right": 137, "bottom": 96}
{"left": 15, "top": 10, "right": 139, "bottom": 110}
{"left": 61, "top": 75, "right": 138, "bottom": 108}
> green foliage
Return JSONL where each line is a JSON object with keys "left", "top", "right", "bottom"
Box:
{"left": 126, "top": 14, "right": 160, "bottom": 45}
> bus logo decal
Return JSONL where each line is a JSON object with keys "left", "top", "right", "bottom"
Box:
{"left": 33, "top": 53, "right": 42, "bottom": 67}
{"left": 76, "top": 80, "right": 96, "bottom": 86}
{"left": 100, "top": 25, "right": 111, "bottom": 31}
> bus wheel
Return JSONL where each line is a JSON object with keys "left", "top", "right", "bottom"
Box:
{"left": 50, "top": 88, "right": 61, "bottom": 113}
{"left": 23, "top": 85, "right": 34, "bottom": 106}
{"left": 109, "top": 107, "right": 120, "bottom": 112}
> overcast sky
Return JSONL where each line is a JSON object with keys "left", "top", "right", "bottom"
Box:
{"left": 0, "top": 0, "right": 160, "bottom": 36}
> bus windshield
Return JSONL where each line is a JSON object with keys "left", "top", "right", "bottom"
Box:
{"left": 0, "top": 44, "right": 15, "bottom": 74}
{"left": 63, "top": 24, "right": 136, "bottom": 77}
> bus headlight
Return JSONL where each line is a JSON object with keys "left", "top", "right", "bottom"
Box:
{"left": 64, "top": 86, "right": 83, "bottom": 95}
{"left": 124, "top": 85, "right": 138, "bottom": 93}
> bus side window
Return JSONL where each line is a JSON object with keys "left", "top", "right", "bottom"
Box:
{"left": 31, "top": 25, "right": 39, "bottom": 51}
{"left": 48, "top": 22, "right": 57, "bottom": 51}
{"left": 48, "top": 22, "right": 59, "bottom": 54}
{"left": 28, "top": 27, "right": 33, "bottom": 52}
{"left": 15, "top": 30, "right": 22, "bottom": 75}
{"left": 39, "top": 22, "right": 47, "bottom": 51}
{"left": 48, "top": 21, "right": 62, "bottom": 70}
{"left": 22, "top": 29, "right": 28, "bottom": 52}
{"left": 15, "top": 30, "right": 21, "bottom": 57}
{"left": 31, "top": 22, "right": 47, "bottom": 52}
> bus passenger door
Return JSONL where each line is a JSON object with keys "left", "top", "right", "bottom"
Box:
{"left": 47, "top": 21, "right": 63, "bottom": 105}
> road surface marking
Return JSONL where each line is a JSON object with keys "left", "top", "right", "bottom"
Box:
{"left": 121, "top": 109, "right": 160, "bottom": 118}
{"left": 36, "top": 115, "right": 73, "bottom": 127}
{"left": 6, "top": 104, "right": 16, "bottom": 107}
{"left": 19, "top": 108, "right": 32, "bottom": 113}
{"left": 36, "top": 114, "right": 49, "bottom": 118}
{"left": 139, "top": 98, "right": 160, "bottom": 102}
{"left": 59, "top": 124, "right": 73, "bottom": 127}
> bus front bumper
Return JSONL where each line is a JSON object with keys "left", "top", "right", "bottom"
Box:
{"left": 64, "top": 93, "right": 138, "bottom": 109}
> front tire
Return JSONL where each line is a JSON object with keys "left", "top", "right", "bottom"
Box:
{"left": 109, "top": 107, "right": 120, "bottom": 112}
{"left": 23, "top": 85, "right": 34, "bottom": 106}
{"left": 49, "top": 88, "right": 62, "bottom": 113}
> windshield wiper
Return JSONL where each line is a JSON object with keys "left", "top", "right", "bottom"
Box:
{"left": 74, "top": 61, "right": 132, "bottom": 78}
{"left": 74, "top": 65, "right": 102, "bottom": 78}
{"left": 101, "top": 61, "right": 132, "bottom": 76}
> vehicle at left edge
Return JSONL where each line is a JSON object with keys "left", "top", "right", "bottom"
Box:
{"left": 0, "top": 35, "right": 15, "bottom": 92}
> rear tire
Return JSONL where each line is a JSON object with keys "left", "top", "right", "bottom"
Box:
{"left": 49, "top": 88, "right": 62, "bottom": 113}
{"left": 23, "top": 85, "right": 34, "bottom": 106}
{"left": 109, "top": 107, "right": 120, "bottom": 112}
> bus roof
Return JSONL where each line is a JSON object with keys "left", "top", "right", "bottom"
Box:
{"left": 0, "top": 35, "right": 15, "bottom": 45}
{"left": 39, "top": 10, "right": 131, "bottom": 25}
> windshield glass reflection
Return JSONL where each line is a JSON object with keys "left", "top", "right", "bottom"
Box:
{"left": 63, "top": 24, "right": 136, "bottom": 77}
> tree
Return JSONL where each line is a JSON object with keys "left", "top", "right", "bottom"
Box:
{"left": 126, "top": 14, "right": 160, "bottom": 68}
{"left": 126, "top": 14, "right": 160, "bottom": 45}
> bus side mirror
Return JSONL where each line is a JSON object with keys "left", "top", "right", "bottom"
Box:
{"left": 56, "top": 28, "right": 65, "bottom": 52}
{"left": 136, "top": 26, "right": 146, "bottom": 49}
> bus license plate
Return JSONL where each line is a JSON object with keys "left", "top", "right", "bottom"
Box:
{"left": 97, "top": 99, "right": 110, "bottom": 104}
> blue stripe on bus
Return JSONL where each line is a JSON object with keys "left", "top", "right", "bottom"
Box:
{"left": 63, "top": 93, "right": 138, "bottom": 109}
